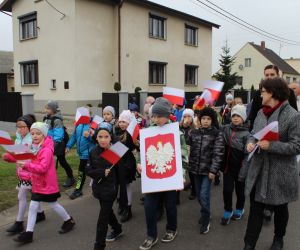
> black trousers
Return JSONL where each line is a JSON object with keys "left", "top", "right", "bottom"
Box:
{"left": 56, "top": 154, "right": 73, "bottom": 178}
{"left": 75, "top": 159, "right": 87, "bottom": 191}
{"left": 223, "top": 173, "right": 245, "bottom": 212}
{"left": 95, "top": 199, "right": 121, "bottom": 250}
{"left": 244, "top": 190, "right": 289, "bottom": 247}
{"left": 189, "top": 171, "right": 196, "bottom": 195}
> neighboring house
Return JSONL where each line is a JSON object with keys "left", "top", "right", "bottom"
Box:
{"left": 0, "top": 51, "right": 14, "bottom": 92}
{"left": 0, "top": 0, "right": 219, "bottom": 114}
{"left": 285, "top": 58, "right": 300, "bottom": 81}
{"left": 225, "top": 41, "right": 299, "bottom": 89}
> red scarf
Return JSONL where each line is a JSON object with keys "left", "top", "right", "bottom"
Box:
{"left": 262, "top": 101, "right": 284, "bottom": 117}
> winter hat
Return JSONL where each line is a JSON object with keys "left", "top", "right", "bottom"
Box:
{"left": 97, "top": 122, "right": 113, "bottom": 135}
{"left": 30, "top": 122, "right": 49, "bottom": 137}
{"left": 128, "top": 103, "right": 139, "bottom": 112}
{"left": 45, "top": 100, "right": 60, "bottom": 113}
{"left": 151, "top": 97, "right": 172, "bottom": 118}
{"left": 198, "top": 107, "right": 219, "bottom": 129}
{"left": 103, "top": 106, "right": 115, "bottom": 118}
{"left": 119, "top": 110, "right": 133, "bottom": 124}
{"left": 231, "top": 104, "right": 247, "bottom": 122}
{"left": 17, "top": 114, "right": 36, "bottom": 128}
{"left": 225, "top": 93, "right": 234, "bottom": 101}
{"left": 181, "top": 108, "right": 194, "bottom": 120}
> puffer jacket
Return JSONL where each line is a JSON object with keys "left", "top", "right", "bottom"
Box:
{"left": 43, "top": 112, "right": 64, "bottom": 143}
{"left": 221, "top": 123, "right": 249, "bottom": 175}
{"left": 23, "top": 137, "right": 60, "bottom": 194}
{"left": 66, "top": 123, "right": 95, "bottom": 159}
{"left": 86, "top": 145, "right": 118, "bottom": 202}
{"left": 188, "top": 127, "right": 224, "bottom": 175}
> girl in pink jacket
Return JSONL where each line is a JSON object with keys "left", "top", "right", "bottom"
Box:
{"left": 14, "top": 122, "right": 75, "bottom": 244}
{"left": 3, "top": 114, "right": 45, "bottom": 235}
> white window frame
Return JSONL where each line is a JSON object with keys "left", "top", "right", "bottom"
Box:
{"left": 245, "top": 58, "right": 251, "bottom": 67}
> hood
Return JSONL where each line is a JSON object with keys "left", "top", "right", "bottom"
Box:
{"left": 230, "top": 123, "right": 249, "bottom": 131}
{"left": 42, "top": 136, "right": 54, "bottom": 153}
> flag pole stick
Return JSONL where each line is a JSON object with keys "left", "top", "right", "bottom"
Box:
{"left": 97, "top": 164, "right": 115, "bottom": 183}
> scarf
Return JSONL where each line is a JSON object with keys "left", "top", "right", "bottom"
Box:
{"left": 262, "top": 101, "right": 284, "bottom": 117}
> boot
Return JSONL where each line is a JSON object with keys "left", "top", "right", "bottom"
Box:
{"left": 94, "top": 242, "right": 105, "bottom": 250}
{"left": 13, "top": 231, "right": 33, "bottom": 244}
{"left": 120, "top": 206, "right": 132, "bottom": 223}
{"left": 270, "top": 237, "right": 283, "bottom": 250}
{"left": 59, "top": 217, "right": 75, "bottom": 234}
{"left": 6, "top": 221, "right": 24, "bottom": 234}
{"left": 63, "top": 177, "right": 75, "bottom": 188}
{"left": 36, "top": 211, "right": 46, "bottom": 223}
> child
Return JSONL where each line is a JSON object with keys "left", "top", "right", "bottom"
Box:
{"left": 102, "top": 106, "right": 116, "bottom": 126}
{"left": 179, "top": 108, "right": 196, "bottom": 200}
{"left": 220, "top": 104, "right": 249, "bottom": 225}
{"left": 3, "top": 115, "right": 45, "bottom": 234}
{"left": 66, "top": 111, "right": 95, "bottom": 200}
{"left": 220, "top": 93, "right": 234, "bottom": 125}
{"left": 188, "top": 107, "right": 224, "bottom": 234}
{"left": 129, "top": 103, "right": 145, "bottom": 128}
{"left": 115, "top": 110, "right": 137, "bottom": 222}
{"left": 137, "top": 97, "right": 188, "bottom": 250}
{"left": 14, "top": 122, "right": 75, "bottom": 244}
{"left": 86, "top": 122, "right": 122, "bottom": 250}
{"left": 43, "top": 100, "right": 74, "bottom": 188}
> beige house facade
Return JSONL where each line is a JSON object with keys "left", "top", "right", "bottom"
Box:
{"left": 1, "top": 0, "right": 219, "bottom": 114}
{"left": 229, "top": 42, "right": 299, "bottom": 89}
{"left": 285, "top": 58, "right": 300, "bottom": 81}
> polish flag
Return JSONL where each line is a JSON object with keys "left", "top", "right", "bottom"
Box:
{"left": 90, "top": 115, "right": 104, "bottom": 130}
{"left": 100, "top": 142, "right": 129, "bottom": 165}
{"left": 254, "top": 121, "right": 279, "bottom": 141}
{"left": 193, "top": 90, "right": 212, "bottom": 110}
{"left": 0, "top": 130, "right": 14, "bottom": 145}
{"left": 74, "top": 107, "right": 90, "bottom": 126}
{"left": 203, "top": 80, "right": 224, "bottom": 101}
{"left": 1, "top": 144, "right": 35, "bottom": 160}
{"left": 127, "top": 118, "right": 140, "bottom": 142}
{"left": 163, "top": 87, "right": 185, "bottom": 106}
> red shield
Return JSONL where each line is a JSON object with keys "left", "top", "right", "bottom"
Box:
{"left": 145, "top": 133, "right": 176, "bottom": 179}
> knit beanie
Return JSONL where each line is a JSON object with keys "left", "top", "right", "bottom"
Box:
{"left": 181, "top": 108, "right": 194, "bottom": 120}
{"left": 225, "top": 93, "right": 233, "bottom": 101}
{"left": 103, "top": 106, "right": 115, "bottom": 118}
{"left": 198, "top": 107, "right": 219, "bottom": 128}
{"left": 17, "top": 114, "right": 36, "bottom": 128}
{"left": 119, "top": 110, "right": 133, "bottom": 124}
{"left": 30, "top": 122, "right": 49, "bottom": 137}
{"left": 231, "top": 104, "right": 247, "bottom": 122}
{"left": 45, "top": 100, "right": 60, "bottom": 113}
{"left": 151, "top": 97, "right": 172, "bottom": 118}
{"left": 128, "top": 103, "right": 139, "bottom": 112}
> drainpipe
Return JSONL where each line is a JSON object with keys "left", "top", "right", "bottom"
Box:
{"left": 118, "top": 0, "right": 123, "bottom": 85}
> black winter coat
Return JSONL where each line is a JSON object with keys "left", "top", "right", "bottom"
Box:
{"left": 86, "top": 145, "right": 118, "bottom": 201}
{"left": 188, "top": 127, "right": 224, "bottom": 175}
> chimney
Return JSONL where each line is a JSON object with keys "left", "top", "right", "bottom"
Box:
{"left": 261, "top": 41, "right": 265, "bottom": 50}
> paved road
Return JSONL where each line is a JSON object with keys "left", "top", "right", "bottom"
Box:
{"left": 1, "top": 178, "right": 300, "bottom": 250}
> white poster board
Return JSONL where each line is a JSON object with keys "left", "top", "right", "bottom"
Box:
{"left": 140, "top": 122, "right": 183, "bottom": 193}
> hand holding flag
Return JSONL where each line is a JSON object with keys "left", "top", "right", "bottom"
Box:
{"left": 0, "top": 130, "right": 14, "bottom": 145}
{"left": 90, "top": 115, "right": 104, "bottom": 130}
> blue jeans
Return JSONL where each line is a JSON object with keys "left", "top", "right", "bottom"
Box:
{"left": 144, "top": 191, "right": 177, "bottom": 238}
{"left": 194, "top": 175, "right": 212, "bottom": 219}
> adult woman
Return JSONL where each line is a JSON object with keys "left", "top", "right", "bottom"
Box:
{"left": 243, "top": 78, "right": 300, "bottom": 250}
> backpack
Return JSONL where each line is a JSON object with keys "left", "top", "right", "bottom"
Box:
{"left": 43, "top": 116, "right": 69, "bottom": 145}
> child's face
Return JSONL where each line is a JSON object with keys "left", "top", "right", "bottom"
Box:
{"left": 200, "top": 116, "right": 212, "bottom": 128}
{"left": 231, "top": 115, "right": 244, "bottom": 126}
{"left": 31, "top": 129, "right": 45, "bottom": 145}
{"left": 16, "top": 121, "right": 29, "bottom": 137}
{"left": 153, "top": 115, "right": 168, "bottom": 127}
{"left": 44, "top": 107, "right": 54, "bottom": 116}
{"left": 103, "top": 111, "right": 113, "bottom": 123}
{"left": 183, "top": 115, "right": 193, "bottom": 126}
{"left": 96, "top": 130, "right": 111, "bottom": 149}
{"left": 118, "top": 121, "right": 129, "bottom": 131}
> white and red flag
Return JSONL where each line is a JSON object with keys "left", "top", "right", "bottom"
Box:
{"left": 100, "top": 142, "right": 129, "bottom": 165}
{"left": 74, "top": 107, "right": 90, "bottom": 126}
{"left": 163, "top": 87, "right": 185, "bottom": 106}
{"left": 127, "top": 118, "right": 140, "bottom": 142}
{"left": 90, "top": 115, "right": 104, "bottom": 130}
{"left": 1, "top": 144, "right": 35, "bottom": 160}
{"left": 193, "top": 89, "right": 212, "bottom": 110}
{"left": 0, "top": 130, "right": 14, "bottom": 145}
{"left": 253, "top": 121, "right": 279, "bottom": 141}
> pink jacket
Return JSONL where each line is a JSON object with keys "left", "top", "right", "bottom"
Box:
{"left": 23, "top": 137, "right": 60, "bottom": 194}
{"left": 3, "top": 153, "right": 32, "bottom": 181}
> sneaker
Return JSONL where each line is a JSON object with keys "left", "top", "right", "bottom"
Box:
{"left": 200, "top": 219, "right": 210, "bottom": 234}
{"left": 106, "top": 229, "right": 123, "bottom": 242}
{"left": 63, "top": 177, "right": 75, "bottom": 188}
{"left": 232, "top": 209, "right": 244, "bottom": 220}
{"left": 220, "top": 211, "right": 233, "bottom": 225}
{"left": 59, "top": 217, "right": 75, "bottom": 234}
{"left": 139, "top": 237, "right": 158, "bottom": 250}
{"left": 36, "top": 211, "right": 46, "bottom": 223}
{"left": 161, "top": 230, "right": 177, "bottom": 243}
{"left": 6, "top": 221, "right": 24, "bottom": 234}
{"left": 270, "top": 237, "right": 283, "bottom": 250}
{"left": 13, "top": 231, "right": 33, "bottom": 244}
{"left": 69, "top": 189, "right": 83, "bottom": 200}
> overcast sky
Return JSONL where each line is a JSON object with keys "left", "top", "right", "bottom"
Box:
{"left": 0, "top": 0, "right": 300, "bottom": 73}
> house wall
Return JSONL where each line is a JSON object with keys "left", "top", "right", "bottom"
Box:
{"left": 285, "top": 59, "right": 300, "bottom": 75}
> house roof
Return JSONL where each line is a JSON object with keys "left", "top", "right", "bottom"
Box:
{"left": 0, "top": 51, "right": 13, "bottom": 74}
{"left": 249, "top": 43, "right": 299, "bottom": 75}
{"left": 0, "top": 0, "right": 220, "bottom": 28}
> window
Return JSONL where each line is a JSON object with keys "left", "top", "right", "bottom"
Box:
{"left": 50, "top": 79, "right": 56, "bottom": 90}
{"left": 293, "top": 77, "right": 297, "bottom": 82}
{"left": 18, "top": 12, "right": 37, "bottom": 40}
{"left": 185, "top": 24, "right": 198, "bottom": 46}
{"left": 245, "top": 58, "right": 251, "bottom": 67}
{"left": 286, "top": 76, "right": 291, "bottom": 83}
{"left": 20, "top": 60, "right": 38, "bottom": 85}
{"left": 149, "top": 14, "right": 166, "bottom": 39}
{"left": 149, "top": 61, "right": 167, "bottom": 85}
{"left": 235, "top": 76, "right": 243, "bottom": 86}
{"left": 64, "top": 81, "right": 69, "bottom": 89}
{"left": 185, "top": 65, "right": 198, "bottom": 85}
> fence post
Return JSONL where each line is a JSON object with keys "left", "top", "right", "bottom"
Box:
{"left": 118, "top": 91, "right": 128, "bottom": 115}
{"left": 21, "top": 93, "right": 35, "bottom": 115}
{"left": 139, "top": 90, "right": 148, "bottom": 113}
